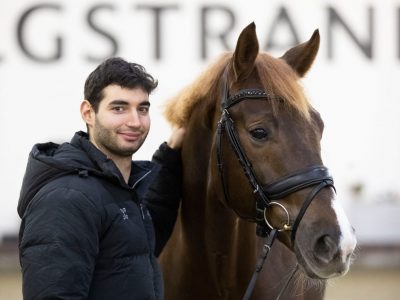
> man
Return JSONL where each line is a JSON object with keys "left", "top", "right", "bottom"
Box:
{"left": 17, "top": 57, "right": 184, "bottom": 299}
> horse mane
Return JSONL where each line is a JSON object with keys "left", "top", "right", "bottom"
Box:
{"left": 163, "top": 53, "right": 230, "bottom": 128}
{"left": 164, "top": 51, "right": 311, "bottom": 128}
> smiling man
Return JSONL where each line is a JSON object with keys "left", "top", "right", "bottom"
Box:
{"left": 17, "top": 57, "right": 185, "bottom": 299}
{"left": 81, "top": 84, "right": 153, "bottom": 183}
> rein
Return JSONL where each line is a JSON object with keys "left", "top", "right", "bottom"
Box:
{"left": 215, "top": 67, "right": 335, "bottom": 299}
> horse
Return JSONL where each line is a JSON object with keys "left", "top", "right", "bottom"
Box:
{"left": 159, "top": 22, "right": 357, "bottom": 300}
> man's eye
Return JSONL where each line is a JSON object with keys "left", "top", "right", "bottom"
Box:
{"left": 139, "top": 106, "right": 150, "bottom": 113}
{"left": 250, "top": 128, "right": 268, "bottom": 140}
{"left": 112, "top": 106, "right": 124, "bottom": 112}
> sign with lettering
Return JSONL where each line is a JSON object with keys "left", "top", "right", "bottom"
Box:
{"left": 0, "top": 0, "right": 399, "bottom": 242}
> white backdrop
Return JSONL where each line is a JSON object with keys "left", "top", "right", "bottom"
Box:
{"left": 1, "top": 0, "right": 399, "bottom": 243}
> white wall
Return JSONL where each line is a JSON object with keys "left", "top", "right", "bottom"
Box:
{"left": 1, "top": 0, "right": 399, "bottom": 243}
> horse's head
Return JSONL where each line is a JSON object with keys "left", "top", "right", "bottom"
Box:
{"left": 209, "top": 23, "right": 356, "bottom": 280}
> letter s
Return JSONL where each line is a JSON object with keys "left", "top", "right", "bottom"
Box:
{"left": 85, "top": 4, "right": 118, "bottom": 62}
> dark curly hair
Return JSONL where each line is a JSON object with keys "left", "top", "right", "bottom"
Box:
{"left": 84, "top": 57, "right": 158, "bottom": 112}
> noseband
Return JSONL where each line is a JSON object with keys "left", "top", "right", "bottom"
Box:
{"left": 215, "top": 68, "right": 335, "bottom": 299}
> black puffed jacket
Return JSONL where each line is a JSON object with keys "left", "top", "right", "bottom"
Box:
{"left": 17, "top": 131, "right": 182, "bottom": 300}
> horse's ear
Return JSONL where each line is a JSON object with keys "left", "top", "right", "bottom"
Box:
{"left": 281, "top": 29, "right": 320, "bottom": 77}
{"left": 232, "top": 22, "right": 259, "bottom": 81}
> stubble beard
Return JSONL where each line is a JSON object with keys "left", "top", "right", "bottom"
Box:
{"left": 91, "top": 119, "right": 148, "bottom": 158}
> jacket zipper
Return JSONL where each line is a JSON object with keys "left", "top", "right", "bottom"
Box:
{"left": 132, "top": 170, "right": 152, "bottom": 219}
{"left": 132, "top": 170, "right": 152, "bottom": 189}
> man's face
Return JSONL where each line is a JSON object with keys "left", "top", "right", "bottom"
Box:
{"left": 89, "top": 84, "right": 151, "bottom": 159}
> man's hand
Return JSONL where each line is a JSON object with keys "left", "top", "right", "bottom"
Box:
{"left": 167, "top": 127, "right": 186, "bottom": 149}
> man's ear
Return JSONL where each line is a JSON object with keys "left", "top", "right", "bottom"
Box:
{"left": 80, "top": 100, "right": 94, "bottom": 128}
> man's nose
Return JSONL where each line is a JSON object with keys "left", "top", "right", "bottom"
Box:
{"left": 126, "top": 111, "right": 141, "bottom": 127}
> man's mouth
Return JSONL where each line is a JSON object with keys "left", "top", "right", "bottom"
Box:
{"left": 118, "top": 131, "right": 141, "bottom": 141}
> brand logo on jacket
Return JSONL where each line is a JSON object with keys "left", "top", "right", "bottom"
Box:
{"left": 120, "top": 208, "right": 129, "bottom": 220}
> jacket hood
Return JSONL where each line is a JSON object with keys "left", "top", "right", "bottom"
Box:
{"left": 17, "top": 131, "right": 148, "bottom": 218}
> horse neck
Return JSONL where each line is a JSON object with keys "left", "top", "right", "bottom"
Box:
{"left": 180, "top": 116, "right": 258, "bottom": 280}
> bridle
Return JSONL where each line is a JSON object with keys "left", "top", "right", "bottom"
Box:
{"left": 215, "top": 66, "right": 335, "bottom": 300}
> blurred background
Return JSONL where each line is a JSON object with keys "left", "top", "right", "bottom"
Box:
{"left": 1, "top": 0, "right": 399, "bottom": 299}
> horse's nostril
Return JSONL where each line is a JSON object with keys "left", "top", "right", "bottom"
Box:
{"left": 314, "top": 234, "right": 339, "bottom": 264}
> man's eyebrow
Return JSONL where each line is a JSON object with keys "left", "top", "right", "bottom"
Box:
{"left": 109, "top": 100, "right": 129, "bottom": 106}
{"left": 108, "top": 100, "right": 150, "bottom": 106}
{"left": 139, "top": 101, "right": 151, "bottom": 107}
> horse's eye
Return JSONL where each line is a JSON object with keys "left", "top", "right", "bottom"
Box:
{"left": 250, "top": 128, "right": 268, "bottom": 140}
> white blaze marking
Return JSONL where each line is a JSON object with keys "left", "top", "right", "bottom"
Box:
{"left": 331, "top": 197, "right": 357, "bottom": 263}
